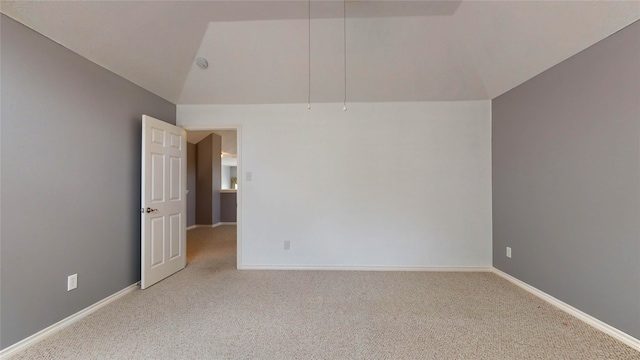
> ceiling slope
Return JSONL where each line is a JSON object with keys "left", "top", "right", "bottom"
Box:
{"left": 1, "top": 1, "right": 638, "bottom": 104}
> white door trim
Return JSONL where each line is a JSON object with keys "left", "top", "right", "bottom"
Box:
{"left": 183, "top": 125, "right": 242, "bottom": 269}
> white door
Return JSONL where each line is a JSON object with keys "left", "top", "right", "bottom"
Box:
{"left": 141, "top": 115, "right": 186, "bottom": 289}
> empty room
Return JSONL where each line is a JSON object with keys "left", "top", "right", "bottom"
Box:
{"left": 1, "top": 1, "right": 639, "bottom": 359}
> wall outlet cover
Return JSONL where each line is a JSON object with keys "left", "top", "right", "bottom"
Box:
{"left": 67, "top": 274, "right": 78, "bottom": 291}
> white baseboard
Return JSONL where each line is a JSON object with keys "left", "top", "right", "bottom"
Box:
{"left": 212, "top": 222, "right": 236, "bottom": 228}
{"left": 5, "top": 267, "right": 635, "bottom": 355}
{"left": 238, "top": 264, "right": 492, "bottom": 272}
{"left": 187, "top": 223, "right": 236, "bottom": 230}
{"left": 188, "top": 224, "right": 234, "bottom": 230}
{"left": 187, "top": 225, "right": 210, "bottom": 230}
{"left": 492, "top": 268, "right": 640, "bottom": 351}
{"left": 0, "top": 283, "right": 139, "bottom": 358}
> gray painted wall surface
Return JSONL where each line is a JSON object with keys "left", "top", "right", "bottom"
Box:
{"left": 196, "top": 135, "right": 213, "bottom": 225}
{"left": 187, "top": 143, "right": 197, "bottom": 227}
{"left": 220, "top": 192, "right": 237, "bottom": 222}
{"left": 195, "top": 134, "right": 222, "bottom": 225}
{"left": 492, "top": 21, "right": 640, "bottom": 338}
{"left": 0, "top": 15, "right": 177, "bottom": 349}
{"left": 211, "top": 135, "right": 222, "bottom": 225}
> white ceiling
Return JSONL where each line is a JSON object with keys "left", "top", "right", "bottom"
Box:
{"left": 1, "top": 1, "right": 638, "bottom": 104}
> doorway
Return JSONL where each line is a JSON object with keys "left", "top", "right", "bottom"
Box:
{"left": 184, "top": 126, "right": 242, "bottom": 268}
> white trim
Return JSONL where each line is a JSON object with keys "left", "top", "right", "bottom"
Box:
{"left": 0, "top": 283, "right": 139, "bottom": 358}
{"left": 492, "top": 268, "right": 640, "bottom": 351}
{"left": 238, "top": 264, "right": 492, "bottom": 272}
{"left": 4, "top": 268, "right": 636, "bottom": 355}
{"left": 180, "top": 124, "right": 242, "bottom": 270}
{"left": 211, "top": 222, "right": 237, "bottom": 228}
{"left": 187, "top": 224, "right": 236, "bottom": 230}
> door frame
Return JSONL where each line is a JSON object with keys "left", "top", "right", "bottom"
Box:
{"left": 184, "top": 125, "right": 243, "bottom": 269}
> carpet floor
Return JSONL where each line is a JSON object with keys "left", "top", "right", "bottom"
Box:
{"left": 9, "top": 225, "right": 639, "bottom": 359}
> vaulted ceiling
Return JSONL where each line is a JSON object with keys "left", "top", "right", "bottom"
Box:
{"left": 1, "top": 1, "right": 638, "bottom": 104}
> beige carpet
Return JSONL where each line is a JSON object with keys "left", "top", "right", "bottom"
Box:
{"left": 9, "top": 226, "right": 639, "bottom": 359}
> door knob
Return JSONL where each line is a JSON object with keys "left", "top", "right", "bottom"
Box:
{"left": 146, "top": 207, "right": 158, "bottom": 213}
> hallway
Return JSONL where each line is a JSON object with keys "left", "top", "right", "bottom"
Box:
{"left": 186, "top": 225, "right": 237, "bottom": 267}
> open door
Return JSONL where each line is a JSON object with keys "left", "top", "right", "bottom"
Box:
{"left": 141, "top": 115, "right": 186, "bottom": 289}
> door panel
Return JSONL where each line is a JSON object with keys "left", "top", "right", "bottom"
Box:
{"left": 150, "top": 217, "right": 165, "bottom": 268}
{"left": 141, "top": 115, "right": 186, "bottom": 289}
{"left": 169, "top": 214, "right": 181, "bottom": 259}
{"left": 169, "top": 156, "right": 181, "bottom": 200}
{"left": 151, "top": 154, "right": 165, "bottom": 202}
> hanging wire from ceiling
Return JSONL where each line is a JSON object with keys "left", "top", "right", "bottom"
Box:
{"left": 343, "top": 0, "right": 347, "bottom": 111}
{"left": 308, "top": 0, "right": 311, "bottom": 110}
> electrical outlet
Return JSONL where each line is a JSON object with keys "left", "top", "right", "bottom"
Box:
{"left": 284, "top": 240, "right": 290, "bottom": 250}
{"left": 246, "top": 172, "right": 252, "bottom": 181}
{"left": 67, "top": 274, "right": 77, "bottom": 291}
{"left": 506, "top": 247, "right": 512, "bottom": 258}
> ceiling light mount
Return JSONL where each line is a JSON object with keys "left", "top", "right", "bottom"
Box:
{"left": 195, "top": 57, "right": 208, "bottom": 69}
{"left": 308, "top": 0, "right": 311, "bottom": 110}
{"left": 306, "top": 0, "right": 349, "bottom": 111}
{"left": 343, "top": 0, "right": 347, "bottom": 112}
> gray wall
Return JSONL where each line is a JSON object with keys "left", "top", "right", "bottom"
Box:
{"left": 492, "top": 21, "right": 640, "bottom": 338}
{"left": 196, "top": 135, "right": 213, "bottom": 224}
{"left": 195, "top": 134, "right": 222, "bottom": 225}
{"left": 220, "top": 192, "right": 237, "bottom": 223}
{"left": 187, "top": 143, "right": 197, "bottom": 227}
{"left": 211, "top": 135, "right": 222, "bottom": 224}
{"left": 0, "top": 15, "right": 177, "bottom": 349}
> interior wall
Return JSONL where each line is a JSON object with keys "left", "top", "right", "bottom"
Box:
{"left": 196, "top": 135, "right": 213, "bottom": 225}
{"left": 195, "top": 133, "right": 222, "bottom": 225}
{"left": 492, "top": 21, "right": 640, "bottom": 338}
{"left": 211, "top": 134, "right": 222, "bottom": 224}
{"left": 178, "top": 101, "right": 492, "bottom": 268}
{"left": 0, "top": 15, "right": 177, "bottom": 349}
{"left": 187, "top": 142, "right": 197, "bottom": 227}
{"left": 221, "top": 165, "right": 231, "bottom": 189}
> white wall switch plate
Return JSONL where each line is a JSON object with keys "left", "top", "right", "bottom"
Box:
{"left": 506, "top": 247, "right": 512, "bottom": 258}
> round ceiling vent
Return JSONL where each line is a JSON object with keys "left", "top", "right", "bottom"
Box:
{"left": 195, "top": 57, "right": 208, "bottom": 69}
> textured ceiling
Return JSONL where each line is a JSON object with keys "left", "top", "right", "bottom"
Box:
{"left": 1, "top": 1, "right": 638, "bottom": 104}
